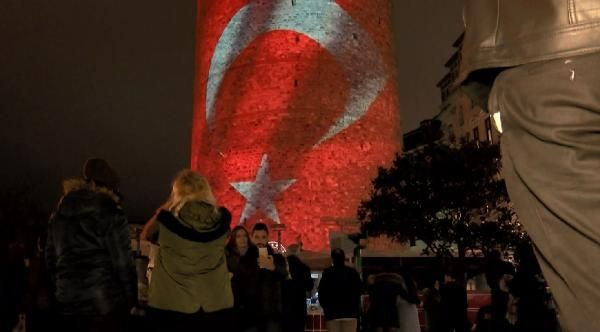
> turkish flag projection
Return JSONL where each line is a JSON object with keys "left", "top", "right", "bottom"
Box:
{"left": 192, "top": 0, "right": 401, "bottom": 251}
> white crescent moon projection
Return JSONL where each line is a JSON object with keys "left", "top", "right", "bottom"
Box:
{"left": 205, "top": 0, "right": 387, "bottom": 146}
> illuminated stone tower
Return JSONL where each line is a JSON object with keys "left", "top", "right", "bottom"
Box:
{"left": 191, "top": 0, "right": 401, "bottom": 251}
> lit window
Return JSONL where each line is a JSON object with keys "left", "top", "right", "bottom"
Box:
{"left": 485, "top": 117, "right": 493, "bottom": 142}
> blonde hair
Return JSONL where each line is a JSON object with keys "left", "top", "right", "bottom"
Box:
{"left": 168, "top": 169, "right": 217, "bottom": 212}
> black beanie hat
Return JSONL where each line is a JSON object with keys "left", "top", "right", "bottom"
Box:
{"left": 83, "top": 158, "right": 120, "bottom": 192}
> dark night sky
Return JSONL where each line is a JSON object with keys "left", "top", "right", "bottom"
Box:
{"left": 0, "top": 0, "right": 463, "bottom": 222}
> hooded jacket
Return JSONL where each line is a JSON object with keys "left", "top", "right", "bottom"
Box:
{"left": 45, "top": 179, "right": 137, "bottom": 315}
{"left": 147, "top": 201, "right": 233, "bottom": 313}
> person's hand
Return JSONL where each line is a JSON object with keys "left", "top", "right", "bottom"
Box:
{"left": 258, "top": 255, "right": 275, "bottom": 271}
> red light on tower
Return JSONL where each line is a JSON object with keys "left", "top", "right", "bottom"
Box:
{"left": 192, "top": 0, "right": 401, "bottom": 251}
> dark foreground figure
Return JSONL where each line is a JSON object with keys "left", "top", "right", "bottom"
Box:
{"left": 45, "top": 159, "right": 137, "bottom": 332}
{"left": 459, "top": 1, "right": 600, "bottom": 331}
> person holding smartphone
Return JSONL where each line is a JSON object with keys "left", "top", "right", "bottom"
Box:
{"left": 240, "top": 222, "right": 287, "bottom": 332}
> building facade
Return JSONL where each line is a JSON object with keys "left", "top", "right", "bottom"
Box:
{"left": 403, "top": 33, "right": 500, "bottom": 153}
{"left": 191, "top": 0, "right": 401, "bottom": 251}
{"left": 435, "top": 33, "right": 500, "bottom": 147}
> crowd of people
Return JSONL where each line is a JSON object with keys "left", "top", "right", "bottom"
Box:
{"left": 1, "top": 158, "right": 564, "bottom": 332}
{"left": 470, "top": 246, "right": 560, "bottom": 332}
{"left": 42, "top": 159, "right": 319, "bottom": 332}
{"left": 4, "top": 1, "right": 600, "bottom": 331}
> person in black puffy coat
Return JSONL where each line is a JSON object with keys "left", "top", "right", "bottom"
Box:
{"left": 45, "top": 158, "right": 137, "bottom": 332}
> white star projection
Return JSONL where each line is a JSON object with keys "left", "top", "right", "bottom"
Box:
{"left": 231, "top": 154, "right": 296, "bottom": 225}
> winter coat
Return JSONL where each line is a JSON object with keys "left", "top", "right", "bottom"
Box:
{"left": 148, "top": 201, "right": 233, "bottom": 314}
{"left": 318, "top": 264, "right": 362, "bottom": 321}
{"left": 440, "top": 281, "right": 470, "bottom": 332}
{"left": 229, "top": 244, "right": 288, "bottom": 327}
{"left": 282, "top": 255, "right": 313, "bottom": 330}
{"left": 367, "top": 273, "right": 406, "bottom": 328}
{"left": 227, "top": 244, "right": 258, "bottom": 327}
{"left": 45, "top": 179, "right": 137, "bottom": 315}
{"left": 258, "top": 247, "right": 288, "bottom": 320}
{"left": 422, "top": 287, "right": 443, "bottom": 332}
{"left": 508, "top": 270, "right": 559, "bottom": 332}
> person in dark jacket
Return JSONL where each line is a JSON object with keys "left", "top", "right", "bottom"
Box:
{"left": 45, "top": 158, "right": 137, "bottom": 332}
{"left": 226, "top": 225, "right": 260, "bottom": 331}
{"left": 507, "top": 242, "right": 559, "bottom": 332}
{"left": 367, "top": 272, "right": 402, "bottom": 332}
{"left": 231, "top": 245, "right": 263, "bottom": 332}
{"left": 282, "top": 254, "right": 313, "bottom": 332}
{"left": 248, "top": 222, "right": 288, "bottom": 332}
{"left": 458, "top": 2, "right": 600, "bottom": 331}
{"left": 422, "top": 278, "right": 443, "bottom": 332}
{"left": 318, "top": 248, "right": 362, "bottom": 332}
{"left": 484, "top": 250, "right": 514, "bottom": 331}
{"left": 440, "top": 267, "right": 470, "bottom": 332}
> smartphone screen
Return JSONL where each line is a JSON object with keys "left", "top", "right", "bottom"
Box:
{"left": 258, "top": 247, "right": 268, "bottom": 257}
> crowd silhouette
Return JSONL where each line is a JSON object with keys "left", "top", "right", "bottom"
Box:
{"left": 2, "top": 159, "right": 560, "bottom": 332}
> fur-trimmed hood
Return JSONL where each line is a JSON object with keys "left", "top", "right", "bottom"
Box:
{"left": 62, "top": 178, "right": 120, "bottom": 201}
{"left": 57, "top": 178, "right": 121, "bottom": 218}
